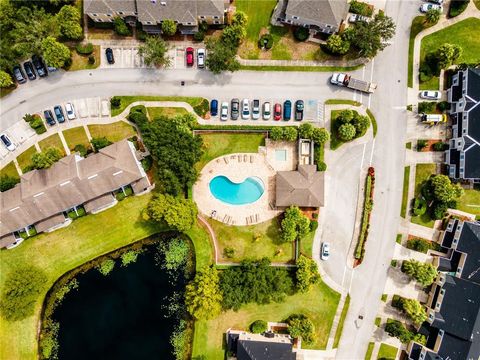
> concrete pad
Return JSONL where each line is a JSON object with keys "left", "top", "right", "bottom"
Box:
{"left": 304, "top": 99, "right": 318, "bottom": 122}
{"left": 87, "top": 97, "right": 99, "bottom": 117}
{"left": 8, "top": 121, "right": 36, "bottom": 145}
{"left": 124, "top": 49, "right": 133, "bottom": 68}
{"left": 0, "top": 145, "right": 9, "bottom": 159}
{"left": 101, "top": 100, "right": 110, "bottom": 117}
{"left": 75, "top": 99, "right": 88, "bottom": 118}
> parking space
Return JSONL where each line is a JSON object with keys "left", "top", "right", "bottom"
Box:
{"left": 0, "top": 122, "right": 36, "bottom": 160}
{"left": 100, "top": 46, "right": 146, "bottom": 69}
{"left": 74, "top": 99, "right": 89, "bottom": 118}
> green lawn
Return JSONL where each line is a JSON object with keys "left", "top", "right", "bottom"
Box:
{"left": 475, "top": 0, "right": 480, "bottom": 10}
{"left": 377, "top": 343, "right": 398, "bottom": 360}
{"left": 68, "top": 45, "right": 100, "bottom": 71}
{"left": 401, "top": 166, "right": 411, "bottom": 218}
{"left": 365, "top": 342, "right": 375, "bottom": 360}
{"left": 408, "top": 16, "right": 432, "bottom": 88}
{"left": 111, "top": 96, "right": 207, "bottom": 117}
{"left": 207, "top": 217, "right": 294, "bottom": 263}
{"left": 300, "top": 230, "right": 315, "bottom": 258}
{"left": 457, "top": 189, "right": 480, "bottom": 218}
{"left": 0, "top": 161, "right": 19, "bottom": 179}
{"left": 185, "top": 223, "right": 215, "bottom": 271}
{"left": 419, "top": 18, "right": 480, "bottom": 90}
{"left": 88, "top": 121, "right": 137, "bottom": 143}
{"left": 411, "top": 163, "right": 436, "bottom": 228}
{"left": 38, "top": 133, "right": 65, "bottom": 154}
{"left": 63, "top": 126, "right": 91, "bottom": 150}
{"left": 16, "top": 145, "right": 38, "bottom": 172}
{"left": 147, "top": 107, "right": 188, "bottom": 120}
{"left": 333, "top": 294, "right": 350, "bottom": 348}
{"left": 366, "top": 109, "right": 377, "bottom": 137}
{"left": 192, "top": 280, "right": 340, "bottom": 359}
{"left": 396, "top": 234, "right": 403, "bottom": 244}
{"left": 325, "top": 99, "right": 361, "bottom": 106}
{"left": 236, "top": 0, "right": 277, "bottom": 41}
{"left": 0, "top": 194, "right": 163, "bottom": 360}
{"left": 196, "top": 133, "right": 266, "bottom": 170}
{"left": 330, "top": 110, "right": 369, "bottom": 150}
{"left": 239, "top": 64, "right": 364, "bottom": 72}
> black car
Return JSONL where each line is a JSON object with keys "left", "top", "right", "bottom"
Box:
{"left": 295, "top": 100, "right": 304, "bottom": 121}
{"left": 231, "top": 98, "right": 240, "bottom": 120}
{"left": 105, "top": 48, "right": 115, "bottom": 64}
{"left": 54, "top": 105, "right": 65, "bottom": 123}
{"left": 12, "top": 65, "right": 26, "bottom": 84}
{"left": 44, "top": 110, "right": 56, "bottom": 126}
{"left": 23, "top": 61, "right": 36, "bottom": 80}
{"left": 32, "top": 55, "right": 47, "bottom": 77}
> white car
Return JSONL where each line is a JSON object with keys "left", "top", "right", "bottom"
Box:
{"left": 252, "top": 99, "right": 260, "bottom": 120}
{"left": 419, "top": 90, "right": 441, "bottom": 100}
{"left": 263, "top": 102, "right": 271, "bottom": 120}
{"left": 321, "top": 242, "right": 330, "bottom": 260}
{"left": 0, "top": 133, "right": 16, "bottom": 151}
{"left": 197, "top": 48, "right": 205, "bottom": 69}
{"left": 349, "top": 14, "right": 370, "bottom": 23}
{"left": 65, "top": 102, "right": 76, "bottom": 120}
{"left": 241, "top": 98, "right": 250, "bottom": 120}
{"left": 220, "top": 102, "right": 228, "bottom": 121}
{"left": 420, "top": 3, "right": 442, "bottom": 12}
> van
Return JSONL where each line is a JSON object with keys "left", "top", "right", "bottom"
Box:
{"left": 421, "top": 113, "right": 447, "bottom": 125}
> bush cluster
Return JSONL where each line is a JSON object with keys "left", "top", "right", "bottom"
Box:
{"left": 418, "top": 174, "right": 464, "bottom": 220}
{"left": 75, "top": 42, "right": 94, "bottom": 55}
{"left": 355, "top": 167, "right": 375, "bottom": 260}
{"left": 401, "top": 259, "right": 437, "bottom": 286}
{"left": 334, "top": 109, "right": 370, "bottom": 143}
{"left": 24, "top": 113, "right": 47, "bottom": 134}
{"left": 193, "top": 98, "right": 210, "bottom": 117}
{"left": 294, "top": 27, "right": 309, "bottom": 41}
{"left": 418, "top": 101, "right": 436, "bottom": 114}
{"left": 349, "top": 0, "right": 374, "bottom": 16}
{"left": 269, "top": 127, "right": 298, "bottom": 142}
{"left": 406, "top": 238, "right": 439, "bottom": 253}
{"left": 448, "top": 0, "right": 469, "bottom": 17}
{"left": 258, "top": 34, "right": 274, "bottom": 49}
{"left": 385, "top": 319, "right": 426, "bottom": 344}
{"left": 250, "top": 320, "right": 268, "bottom": 334}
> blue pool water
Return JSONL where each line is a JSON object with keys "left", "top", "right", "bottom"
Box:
{"left": 209, "top": 176, "right": 264, "bottom": 205}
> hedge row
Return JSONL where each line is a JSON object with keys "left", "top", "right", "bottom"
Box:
{"left": 354, "top": 167, "right": 375, "bottom": 261}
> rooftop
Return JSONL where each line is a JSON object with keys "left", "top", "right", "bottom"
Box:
{"left": 276, "top": 165, "right": 324, "bottom": 207}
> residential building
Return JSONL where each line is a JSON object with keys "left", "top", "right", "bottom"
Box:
{"left": 0, "top": 140, "right": 151, "bottom": 249}
{"left": 276, "top": 164, "right": 324, "bottom": 208}
{"left": 271, "top": 0, "right": 348, "bottom": 35}
{"left": 226, "top": 329, "right": 297, "bottom": 360}
{"left": 84, "top": 0, "right": 226, "bottom": 34}
{"left": 407, "top": 219, "right": 480, "bottom": 360}
{"left": 445, "top": 68, "right": 480, "bottom": 183}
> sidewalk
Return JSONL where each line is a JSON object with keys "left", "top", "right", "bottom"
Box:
{"left": 238, "top": 56, "right": 368, "bottom": 68}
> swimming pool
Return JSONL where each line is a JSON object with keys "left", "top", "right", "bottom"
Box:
{"left": 209, "top": 176, "right": 264, "bottom": 205}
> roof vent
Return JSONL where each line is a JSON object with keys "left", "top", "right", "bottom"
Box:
{"left": 161, "top": 1, "right": 166, "bottom": 5}
{"left": 151, "top": 0, "right": 156, "bottom": 3}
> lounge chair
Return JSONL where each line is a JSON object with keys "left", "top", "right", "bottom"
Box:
{"left": 224, "top": 157, "right": 229, "bottom": 164}
{"left": 244, "top": 154, "right": 247, "bottom": 162}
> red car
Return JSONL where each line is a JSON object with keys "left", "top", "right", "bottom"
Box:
{"left": 186, "top": 47, "right": 194, "bottom": 67}
{"left": 273, "top": 103, "right": 282, "bottom": 121}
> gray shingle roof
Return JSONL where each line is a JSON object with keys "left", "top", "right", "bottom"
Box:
{"left": 276, "top": 164, "right": 324, "bottom": 207}
{"left": 285, "top": 0, "right": 348, "bottom": 27}
{"left": 136, "top": 0, "right": 224, "bottom": 24}
{"left": 84, "top": 0, "right": 137, "bottom": 14}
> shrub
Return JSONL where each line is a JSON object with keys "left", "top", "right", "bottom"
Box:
{"left": 136, "top": 29, "right": 148, "bottom": 41}
{"left": 223, "top": 247, "right": 235, "bottom": 258}
{"left": 317, "top": 161, "right": 327, "bottom": 172}
{"left": 294, "top": 27, "right": 309, "bottom": 41}
{"left": 111, "top": 96, "right": 121, "bottom": 108}
{"left": 325, "top": 34, "right": 350, "bottom": 55}
{"left": 193, "top": 31, "right": 206, "bottom": 42}
{"left": 432, "top": 201, "right": 448, "bottom": 220}
{"left": 32, "top": 147, "right": 63, "bottom": 170}
{"left": 391, "top": 294, "right": 404, "bottom": 309}
{"left": 413, "top": 197, "right": 427, "bottom": 216}
{"left": 88, "top": 55, "right": 95, "bottom": 64}
{"left": 286, "top": 314, "right": 315, "bottom": 344}
{"left": 349, "top": 0, "right": 374, "bottom": 16}
{"left": 418, "top": 101, "right": 436, "bottom": 113}
{"left": 449, "top": 0, "right": 469, "bottom": 17}
{"left": 401, "top": 259, "right": 437, "bottom": 286}
{"left": 73, "top": 144, "right": 88, "bottom": 157}
{"left": 433, "top": 142, "right": 448, "bottom": 151}
{"left": 113, "top": 17, "right": 131, "bottom": 36}
{"left": 91, "top": 137, "right": 112, "bottom": 152}
{"left": 338, "top": 123, "right": 356, "bottom": 141}
{"left": 419, "top": 71, "right": 433, "bottom": 83}
{"left": 120, "top": 249, "right": 142, "bottom": 267}
{"left": 161, "top": 19, "right": 177, "bottom": 36}
{"left": 258, "top": 33, "right": 274, "bottom": 49}
{"left": 417, "top": 139, "right": 427, "bottom": 151}
{"left": 193, "top": 98, "right": 210, "bottom": 117}
{"left": 309, "top": 220, "right": 318, "bottom": 232}
{"left": 250, "top": 320, "right": 268, "bottom": 334}
{"left": 141, "top": 156, "right": 153, "bottom": 171}
{"left": 385, "top": 319, "right": 413, "bottom": 343}
{"left": 75, "top": 42, "right": 94, "bottom": 55}
{"left": 407, "top": 238, "right": 430, "bottom": 253}
{"left": 96, "top": 258, "right": 115, "bottom": 276}
{"left": 295, "top": 255, "right": 320, "bottom": 292}
{"left": 0, "top": 175, "right": 19, "bottom": 192}
{"left": 437, "top": 101, "right": 450, "bottom": 112}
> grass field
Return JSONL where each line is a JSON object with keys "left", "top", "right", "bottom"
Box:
{"left": 325, "top": 99, "right": 361, "bottom": 106}
{"left": 457, "top": 189, "right": 480, "bottom": 218}
{"left": 38, "top": 133, "right": 65, "bottom": 154}
{"left": 196, "top": 133, "right": 266, "bottom": 170}
{"left": 411, "top": 163, "right": 436, "bottom": 228}
{"left": 16, "top": 146, "right": 38, "bottom": 172}
{"left": 111, "top": 96, "right": 207, "bottom": 116}
{"left": 236, "top": 0, "right": 277, "bottom": 41}
{"left": 207, "top": 217, "right": 294, "bottom": 263}
{"left": 365, "top": 342, "right": 375, "bottom": 360}
{"left": 330, "top": 110, "right": 368, "bottom": 150}
{"left": 333, "top": 295, "right": 350, "bottom": 348}
{"left": 88, "top": 121, "right": 137, "bottom": 143}
{"left": 377, "top": 343, "right": 398, "bottom": 360}
{"left": 239, "top": 64, "right": 364, "bottom": 72}
{"left": 68, "top": 45, "right": 101, "bottom": 71}
{"left": 62, "top": 126, "right": 91, "bottom": 150}
{"left": 407, "top": 16, "right": 432, "bottom": 88}
{"left": 192, "top": 280, "right": 340, "bottom": 359}
{"left": 419, "top": 18, "right": 480, "bottom": 90}
{"left": 147, "top": 107, "right": 188, "bottom": 120}
{"left": 0, "top": 161, "right": 19, "bottom": 179}
{"left": 401, "top": 166, "right": 411, "bottom": 218}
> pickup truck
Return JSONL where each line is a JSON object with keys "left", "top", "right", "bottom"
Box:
{"left": 330, "top": 73, "right": 377, "bottom": 93}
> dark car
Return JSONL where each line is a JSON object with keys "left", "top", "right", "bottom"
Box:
{"left": 210, "top": 99, "right": 218, "bottom": 116}
{"left": 32, "top": 55, "right": 47, "bottom": 77}
{"left": 283, "top": 100, "right": 292, "bottom": 121}
{"left": 12, "top": 65, "right": 27, "bottom": 84}
{"left": 231, "top": 98, "right": 240, "bottom": 120}
{"left": 54, "top": 105, "right": 65, "bottom": 123}
{"left": 105, "top": 48, "right": 115, "bottom": 64}
{"left": 295, "top": 100, "right": 304, "bottom": 121}
{"left": 23, "top": 61, "right": 36, "bottom": 80}
{"left": 273, "top": 103, "right": 282, "bottom": 121}
{"left": 186, "top": 47, "right": 194, "bottom": 67}
{"left": 44, "top": 110, "right": 56, "bottom": 126}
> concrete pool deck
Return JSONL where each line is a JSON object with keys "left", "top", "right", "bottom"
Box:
{"left": 193, "top": 141, "right": 297, "bottom": 226}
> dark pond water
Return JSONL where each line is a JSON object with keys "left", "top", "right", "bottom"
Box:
{"left": 54, "top": 245, "right": 186, "bottom": 360}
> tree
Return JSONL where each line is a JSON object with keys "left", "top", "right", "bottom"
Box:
{"left": 352, "top": 114, "right": 370, "bottom": 135}
{"left": 0, "top": 265, "right": 47, "bottom": 321}
{"left": 232, "top": 11, "right": 248, "bottom": 27}
{"left": 283, "top": 127, "right": 298, "bottom": 141}
{"left": 0, "top": 175, "right": 19, "bottom": 192}
{"left": 250, "top": 320, "right": 267, "bottom": 334}
{"left": 437, "top": 43, "right": 462, "bottom": 69}
{"left": 138, "top": 36, "right": 171, "bottom": 68}
{"left": 401, "top": 260, "right": 437, "bottom": 286}
{"left": 221, "top": 24, "right": 246, "bottom": 48}
{"left": 161, "top": 19, "right": 177, "bottom": 36}
{"left": 298, "top": 123, "right": 314, "bottom": 139}
{"left": 425, "top": 9, "right": 441, "bottom": 24}
{"left": 430, "top": 175, "right": 464, "bottom": 203}
{"left": 113, "top": 16, "right": 130, "bottom": 36}
{"left": 385, "top": 319, "right": 413, "bottom": 343}
{"left": 286, "top": 314, "right": 315, "bottom": 344}
{"left": 185, "top": 266, "right": 222, "bottom": 320}
{"left": 146, "top": 193, "right": 198, "bottom": 232}
{"left": 31, "top": 147, "right": 63, "bottom": 169}
{"left": 281, "top": 206, "right": 310, "bottom": 242}
{"left": 205, "top": 37, "right": 240, "bottom": 74}
{"left": 57, "top": 5, "right": 82, "bottom": 40}
{"left": 90, "top": 137, "right": 112, "bottom": 152}
{"left": 338, "top": 123, "right": 356, "bottom": 141}
{"left": 296, "top": 255, "right": 320, "bottom": 293}
{"left": 325, "top": 34, "right": 350, "bottom": 55}
{"left": 311, "top": 128, "right": 330, "bottom": 144}
{"left": 402, "top": 298, "right": 427, "bottom": 325}
{"left": 351, "top": 13, "right": 396, "bottom": 58}
{"left": 0, "top": 70, "right": 13, "bottom": 88}
{"left": 41, "top": 36, "right": 70, "bottom": 68}
{"left": 337, "top": 109, "right": 354, "bottom": 124}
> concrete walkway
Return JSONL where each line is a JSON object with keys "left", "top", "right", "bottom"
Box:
{"left": 326, "top": 294, "right": 348, "bottom": 350}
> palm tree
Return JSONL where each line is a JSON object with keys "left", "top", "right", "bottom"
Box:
{"left": 425, "top": 9, "right": 441, "bottom": 24}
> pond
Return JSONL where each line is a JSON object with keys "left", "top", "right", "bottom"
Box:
{"left": 52, "top": 242, "right": 188, "bottom": 360}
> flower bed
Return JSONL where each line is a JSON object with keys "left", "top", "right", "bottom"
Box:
{"left": 354, "top": 167, "right": 375, "bottom": 262}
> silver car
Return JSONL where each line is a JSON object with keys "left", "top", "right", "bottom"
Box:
{"left": 220, "top": 102, "right": 229, "bottom": 121}
{"left": 65, "top": 102, "right": 76, "bottom": 120}
{"left": 241, "top": 98, "right": 250, "bottom": 120}
{"left": 321, "top": 242, "right": 330, "bottom": 260}
{"left": 252, "top": 99, "right": 260, "bottom": 120}
{"left": 263, "top": 102, "right": 271, "bottom": 120}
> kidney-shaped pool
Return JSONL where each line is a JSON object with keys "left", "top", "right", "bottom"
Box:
{"left": 209, "top": 175, "right": 264, "bottom": 205}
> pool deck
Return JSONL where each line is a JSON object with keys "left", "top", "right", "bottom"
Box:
{"left": 194, "top": 141, "right": 297, "bottom": 226}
